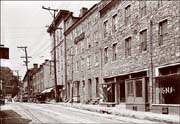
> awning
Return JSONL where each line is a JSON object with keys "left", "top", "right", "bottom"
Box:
{"left": 46, "top": 88, "right": 54, "bottom": 93}
{"left": 41, "top": 87, "right": 54, "bottom": 94}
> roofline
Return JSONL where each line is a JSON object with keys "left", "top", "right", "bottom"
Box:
{"left": 47, "top": 9, "right": 70, "bottom": 33}
{"left": 64, "top": 3, "right": 99, "bottom": 36}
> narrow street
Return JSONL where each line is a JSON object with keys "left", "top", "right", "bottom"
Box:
{"left": 1, "top": 102, "right": 166, "bottom": 124}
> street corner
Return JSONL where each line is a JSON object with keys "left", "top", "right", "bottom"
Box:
{"left": 0, "top": 110, "right": 31, "bottom": 124}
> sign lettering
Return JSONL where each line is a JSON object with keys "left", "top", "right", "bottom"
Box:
{"left": 160, "top": 87, "right": 175, "bottom": 94}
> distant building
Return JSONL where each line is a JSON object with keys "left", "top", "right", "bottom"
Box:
{"left": 0, "top": 67, "right": 19, "bottom": 97}
{"left": 32, "top": 60, "right": 54, "bottom": 100}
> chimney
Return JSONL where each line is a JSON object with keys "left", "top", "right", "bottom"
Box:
{"left": 33, "top": 63, "right": 38, "bottom": 69}
{"left": 45, "top": 59, "right": 49, "bottom": 63}
{"left": 40, "top": 64, "right": 43, "bottom": 68}
{"left": 79, "top": 7, "right": 88, "bottom": 17}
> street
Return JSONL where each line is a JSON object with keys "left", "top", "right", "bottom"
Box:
{"left": 1, "top": 102, "right": 166, "bottom": 124}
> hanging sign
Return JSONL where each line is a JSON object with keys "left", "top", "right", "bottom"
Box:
{"left": 0, "top": 47, "right": 9, "bottom": 59}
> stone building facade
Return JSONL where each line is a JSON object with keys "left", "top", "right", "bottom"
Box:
{"left": 47, "top": 10, "right": 72, "bottom": 101}
{"left": 97, "top": 0, "right": 180, "bottom": 114}
{"left": 64, "top": 4, "right": 102, "bottom": 103}
{"left": 47, "top": 0, "right": 180, "bottom": 114}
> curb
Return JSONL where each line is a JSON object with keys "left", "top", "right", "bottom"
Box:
{"left": 49, "top": 102, "right": 179, "bottom": 124}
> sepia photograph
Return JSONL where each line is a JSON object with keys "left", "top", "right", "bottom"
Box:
{"left": 0, "top": 0, "right": 180, "bottom": 124}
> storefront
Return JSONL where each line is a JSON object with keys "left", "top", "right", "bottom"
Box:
{"left": 152, "top": 73, "right": 180, "bottom": 114}
{"left": 101, "top": 78, "right": 116, "bottom": 103}
{"left": 73, "top": 81, "right": 80, "bottom": 103}
{"left": 125, "top": 76, "right": 149, "bottom": 111}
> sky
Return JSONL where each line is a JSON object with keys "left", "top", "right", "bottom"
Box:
{"left": 1, "top": 1, "right": 99, "bottom": 79}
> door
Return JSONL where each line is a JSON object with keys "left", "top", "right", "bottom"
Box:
{"left": 120, "top": 82, "right": 125, "bottom": 102}
{"left": 88, "top": 79, "right": 92, "bottom": 99}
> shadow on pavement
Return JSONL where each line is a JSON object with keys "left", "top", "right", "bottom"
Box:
{"left": 0, "top": 110, "right": 31, "bottom": 124}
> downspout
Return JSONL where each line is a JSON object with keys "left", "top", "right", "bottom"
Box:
{"left": 64, "top": 25, "right": 68, "bottom": 100}
{"left": 150, "top": 18, "right": 154, "bottom": 108}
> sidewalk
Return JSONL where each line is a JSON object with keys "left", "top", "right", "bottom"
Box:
{"left": 48, "top": 101, "right": 179, "bottom": 124}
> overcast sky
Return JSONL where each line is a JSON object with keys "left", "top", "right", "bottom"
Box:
{"left": 1, "top": 1, "right": 99, "bottom": 79}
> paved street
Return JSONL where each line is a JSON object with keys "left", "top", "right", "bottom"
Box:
{"left": 1, "top": 102, "right": 166, "bottom": 124}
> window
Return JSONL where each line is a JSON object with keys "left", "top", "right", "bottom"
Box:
{"left": 81, "top": 58, "right": 85, "bottom": 71}
{"left": 158, "top": 0, "right": 163, "bottom": 8}
{"left": 104, "top": 20, "right": 108, "bottom": 37}
{"left": 112, "top": 14, "right": 118, "bottom": 33}
{"left": 125, "top": 5, "right": 131, "bottom": 26}
{"left": 94, "top": 31, "right": 98, "bottom": 44}
{"left": 81, "top": 41, "right": 84, "bottom": 52}
{"left": 159, "top": 20, "right": 168, "bottom": 45}
{"left": 59, "top": 29, "right": 63, "bottom": 40}
{"left": 140, "top": 29, "right": 147, "bottom": 52}
{"left": 94, "top": 53, "right": 99, "bottom": 67}
{"left": 87, "top": 37, "right": 91, "bottom": 49}
{"left": 135, "top": 80, "right": 142, "bottom": 97}
{"left": 112, "top": 43, "right": 117, "bottom": 61}
{"left": 104, "top": 47, "right": 108, "bottom": 64}
{"left": 125, "top": 37, "right": 131, "bottom": 57}
{"left": 76, "top": 61, "right": 80, "bottom": 72}
{"left": 127, "top": 81, "right": 133, "bottom": 96}
{"left": 139, "top": 0, "right": 147, "bottom": 17}
{"left": 87, "top": 56, "right": 91, "bottom": 70}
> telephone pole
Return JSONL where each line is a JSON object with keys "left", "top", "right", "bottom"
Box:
{"left": 17, "top": 46, "right": 31, "bottom": 101}
{"left": 42, "top": 6, "right": 60, "bottom": 102}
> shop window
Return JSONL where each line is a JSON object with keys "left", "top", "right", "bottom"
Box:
{"left": 135, "top": 80, "right": 142, "bottom": 97}
{"left": 127, "top": 81, "right": 133, "bottom": 96}
{"left": 103, "top": 83, "right": 115, "bottom": 102}
{"left": 159, "top": 65, "right": 180, "bottom": 76}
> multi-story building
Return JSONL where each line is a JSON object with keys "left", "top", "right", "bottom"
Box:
{"left": 32, "top": 60, "right": 54, "bottom": 100}
{"left": 0, "top": 67, "right": 19, "bottom": 97}
{"left": 47, "top": 10, "right": 71, "bottom": 101}
{"left": 64, "top": 4, "right": 101, "bottom": 103}
{"left": 98, "top": 0, "right": 180, "bottom": 114}
{"left": 62, "top": 0, "right": 180, "bottom": 115}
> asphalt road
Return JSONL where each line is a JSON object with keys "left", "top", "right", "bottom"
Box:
{"left": 1, "top": 102, "right": 165, "bottom": 124}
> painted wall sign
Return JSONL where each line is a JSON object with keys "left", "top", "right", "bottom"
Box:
{"left": 74, "top": 32, "right": 85, "bottom": 44}
{"left": 160, "top": 87, "right": 176, "bottom": 94}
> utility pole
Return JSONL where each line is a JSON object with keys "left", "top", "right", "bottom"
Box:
{"left": 17, "top": 46, "right": 31, "bottom": 102}
{"left": 42, "top": 6, "right": 60, "bottom": 102}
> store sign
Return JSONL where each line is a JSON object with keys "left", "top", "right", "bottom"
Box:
{"left": 160, "top": 87, "right": 175, "bottom": 94}
{"left": 74, "top": 32, "right": 85, "bottom": 44}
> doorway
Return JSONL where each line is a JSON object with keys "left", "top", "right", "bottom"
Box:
{"left": 120, "top": 83, "right": 125, "bottom": 102}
